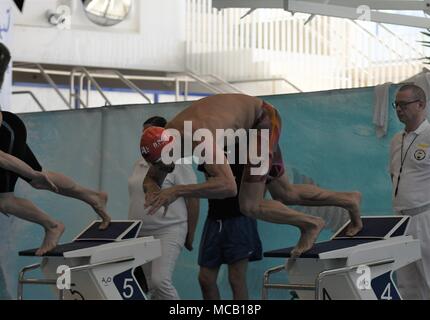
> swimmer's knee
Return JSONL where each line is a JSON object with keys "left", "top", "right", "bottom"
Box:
{"left": 199, "top": 271, "right": 217, "bottom": 289}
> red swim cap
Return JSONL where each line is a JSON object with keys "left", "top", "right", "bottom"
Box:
{"left": 140, "top": 127, "right": 174, "bottom": 163}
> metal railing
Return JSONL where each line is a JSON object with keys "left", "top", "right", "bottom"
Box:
{"left": 13, "top": 64, "right": 250, "bottom": 110}
{"left": 70, "top": 67, "right": 113, "bottom": 108}
{"left": 14, "top": 62, "right": 72, "bottom": 109}
{"left": 12, "top": 91, "right": 46, "bottom": 111}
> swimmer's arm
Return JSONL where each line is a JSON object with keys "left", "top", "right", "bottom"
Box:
{"left": 173, "top": 163, "right": 237, "bottom": 199}
{"left": 0, "top": 149, "right": 39, "bottom": 180}
{"left": 184, "top": 197, "right": 199, "bottom": 251}
{"left": 143, "top": 165, "right": 168, "bottom": 193}
{"left": 145, "top": 163, "right": 236, "bottom": 215}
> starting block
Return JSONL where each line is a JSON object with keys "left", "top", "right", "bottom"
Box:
{"left": 262, "top": 216, "right": 421, "bottom": 300}
{"left": 18, "top": 220, "right": 161, "bottom": 300}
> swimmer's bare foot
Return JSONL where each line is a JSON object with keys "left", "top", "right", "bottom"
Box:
{"left": 291, "top": 217, "right": 325, "bottom": 258}
{"left": 90, "top": 192, "right": 111, "bottom": 230}
{"left": 36, "top": 222, "right": 65, "bottom": 256}
{"left": 344, "top": 192, "right": 363, "bottom": 237}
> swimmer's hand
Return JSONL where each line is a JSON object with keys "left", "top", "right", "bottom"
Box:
{"left": 184, "top": 233, "right": 194, "bottom": 251}
{"left": 145, "top": 187, "right": 178, "bottom": 216}
{"left": 29, "top": 171, "right": 59, "bottom": 193}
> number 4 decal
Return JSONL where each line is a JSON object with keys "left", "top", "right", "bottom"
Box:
{"left": 381, "top": 283, "right": 392, "bottom": 300}
{"left": 371, "top": 272, "right": 401, "bottom": 300}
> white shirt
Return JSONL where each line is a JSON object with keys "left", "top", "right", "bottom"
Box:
{"left": 390, "top": 120, "right": 430, "bottom": 211}
{"left": 128, "top": 158, "right": 197, "bottom": 231}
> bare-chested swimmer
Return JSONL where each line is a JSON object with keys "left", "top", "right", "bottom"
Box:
{"left": 141, "top": 93, "right": 362, "bottom": 257}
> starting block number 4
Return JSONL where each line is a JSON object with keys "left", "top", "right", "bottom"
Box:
{"left": 371, "top": 272, "right": 401, "bottom": 300}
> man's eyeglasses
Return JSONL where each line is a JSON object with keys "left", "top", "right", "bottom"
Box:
{"left": 392, "top": 99, "right": 421, "bottom": 110}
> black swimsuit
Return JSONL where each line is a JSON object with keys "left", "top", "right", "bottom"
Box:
{"left": 0, "top": 111, "right": 42, "bottom": 193}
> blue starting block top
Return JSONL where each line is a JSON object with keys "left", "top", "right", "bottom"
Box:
{"left": 19, "top": 220, "right": 142, "bottom": 257}
{"left": 264, "top": 216, "right": 410, "bottom": 259}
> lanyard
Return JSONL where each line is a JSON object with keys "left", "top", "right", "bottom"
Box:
{"left": 394, "top": 133, "right": 418, "bottom": 197}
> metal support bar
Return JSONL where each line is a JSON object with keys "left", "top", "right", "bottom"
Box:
{"left": 296, "top": 0, "right": 430, "bottom": 11}
{"left": 79, "top": 68, "right": 112, "bottom": 106}
{"left": 262, "top": 265, "right": 285, "bottom": 300}
{"left": 18, "top": 263, "right": 42, "bottom": 300}
{"left": 262, "top": 264, "right": 315, "bottom": 300}
{"left": 12, "top": 91, "right": 46, "bottom": 111}
{"left": 13, "top": 62, "right": 71, "bottom": 109}
{"left": 14, "top": 66, "right": 242, "bottom": 106}
{"left": 213, "top": 0, "right": 430, "bottom": 10}
{"left": 212, "top": 0, "right": 430, "bottom": 28}
{"left": 35, "top": 64, "right": 71, "bottom": 109}
{"left": 184, "top": 71, "right": 224, "bottom": 94}
{"left": 111, "top": 70, "right": 153, "bottom": 104}
{"left": 202, "top": 74, "right": 245, "bottom": 93}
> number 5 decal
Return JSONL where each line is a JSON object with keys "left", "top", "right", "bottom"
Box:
{"left": 123, "top": 279, "right": 135, "bottom": 299}
{"left": 113, "top": 269, "right": 146, "bottom": 300}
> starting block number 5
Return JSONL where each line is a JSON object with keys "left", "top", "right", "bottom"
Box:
{"left": 122, "top": 279, "right": 135, "bottom": 299}
{"left": 113, "top": 269, "right": 146, "bottom": 300}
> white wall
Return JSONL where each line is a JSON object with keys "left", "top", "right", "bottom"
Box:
{"left": 10, "top": 0, "right": 187, "bottom": 71}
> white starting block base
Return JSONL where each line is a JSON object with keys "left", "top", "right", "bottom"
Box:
{"left": 18, "top": 220, "right": 161, "bottom": 300}
{"left": 262, "top": 216, "right": 421, "bottom": 300}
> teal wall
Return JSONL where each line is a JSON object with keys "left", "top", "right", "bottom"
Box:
{"left": 0, "top": 87, "right": 402, "bottom": 300}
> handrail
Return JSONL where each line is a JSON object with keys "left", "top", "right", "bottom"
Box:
{"left": 12, "top": 91, "right": 46, "bottom": 111}
{"left": 17, "top": 263, "right": 42, "bottom": 300}
{"left": 34, "top": 63, "right": 71, "bottom": 109}
{"left": 111, "top": 70, "right": 153, "bottom": 104}
{"left": 200, "top": 73, "right": 245, "bottom": 93}
{"left": 183, "top": 71, "right": 224, "bottom": 94}
{"left": 13, "top": 63, "right": 72, "bottom": 109}
{"left": 70, "top": 67, "right": 112, "bottom": 108}
{"left": 13, "top": 64, "right": 267, "bottom": 108}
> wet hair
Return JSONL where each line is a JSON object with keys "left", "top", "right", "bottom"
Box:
{"left": 144, "top": 116, "right": 167, "bottom": 128}
{"left": 0, "top": 42, "right": 11, "bottom": 89}
{"left": 398, "top": 84, "right": 427, "bottom": 104}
